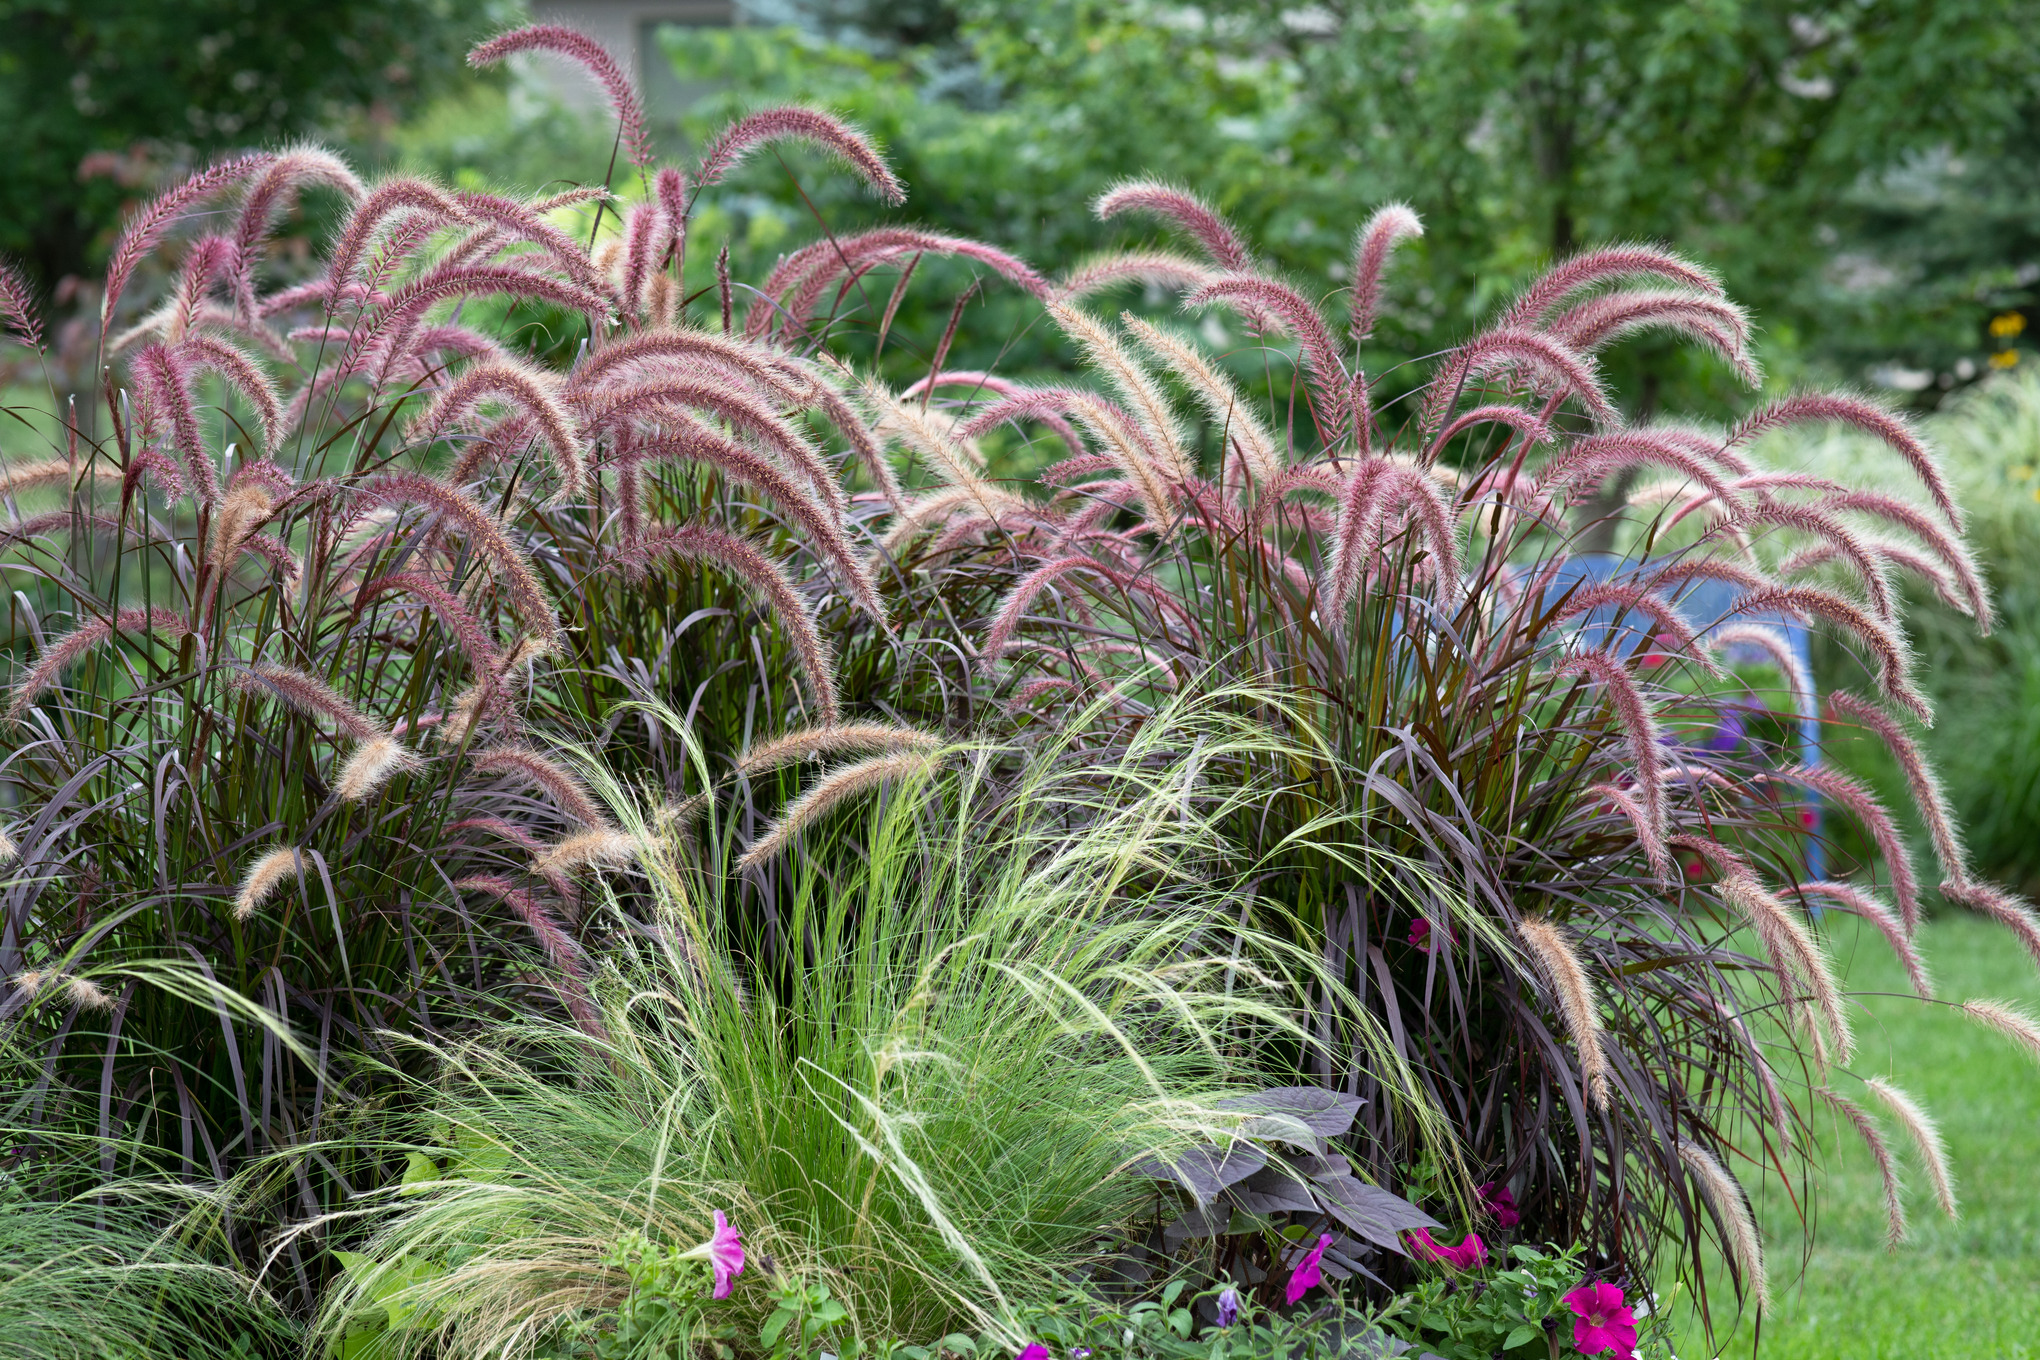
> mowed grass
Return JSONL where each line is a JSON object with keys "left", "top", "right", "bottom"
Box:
{"left": 1670, "top": 912, "right": 2040, "bottom": 1359}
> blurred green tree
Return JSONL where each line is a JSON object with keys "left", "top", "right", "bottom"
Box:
{"left": 0, "top": 0, "right": 495, "bottom": 298}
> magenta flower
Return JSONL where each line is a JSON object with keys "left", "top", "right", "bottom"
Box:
{"left": 1564, "top": 1282, "right": 1638, "bottom": 1360}
{"left": 1216, "top": 1285, "right": 1240, "bottom": 1327}
{"left": 1284, "top": 1234, "right": 1333, "bottom": 1304}
{"left": 1016, "top": 1346, "right": 1049, "bottom": 1360}
{"left": 680, "top": 1210, "right": 745, "bottom": 1299}
{"left": 1406, "top": 1228, "right": 1487, "bottom": 1271}
{"left": 1477, "top": 1181, "right": 1521, "bottom": 1228}
{"left": 1407, "top": 918, "right": 1432, "bottom": 950}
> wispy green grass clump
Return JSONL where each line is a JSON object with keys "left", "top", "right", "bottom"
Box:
{"left": 305, "top": 694, "right": 1447, "bottom": 1357}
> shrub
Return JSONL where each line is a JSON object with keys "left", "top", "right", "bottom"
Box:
{"left": 861, "top": 186, "right": 2023, "bottom": 1316}
{"left": 304, "top": 699, "right": 1446, "bottom": 1354}
{"left": 0, "top": 31, "right": 954, "bottom": 1225}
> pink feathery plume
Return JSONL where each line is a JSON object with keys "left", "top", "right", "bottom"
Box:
{"left": 356, "top": 571, "right": 506, "bottom": 674}
{"left": 1054, "top": 250, "right": 1217, "bottom": 301}
{"left": 7, "top": 609, "right": 190, "bottom": 720}
{"left": 470, "top": 744, "right": 608, "bottom": 827}
{"left": 1816, "top": 489, "right": 1991, "bottom": 629}
{"left": 1350, "top": 203, "right": 1422, "bottom": 343}
{"left": 697, "top": 105, "right": 904, "bottom": 203}
{"left": 101, "top": 153, "right": 272, "bottom": 324}
{"left": 1424, "top": 327, "right": 1615, "bottom": 433}
{"left": 655, "top": 165, "right": 688, "bottom": 250}
{"left": 408, "top": 323, "right": 514, "bottom": 369}
{"left": 580, "top": 377, "right": 844, "bottom": 515}
{"left": 358, "top": 263, "right": 614, "bottom": 365}
{"left": 1771, "top": 763, "right": 1922, "bottom": 930}
{"left": 1798, "top": 881, "right": 1932, "bottom": 998}
{"left": 627, "top": 424, "right": 882, "bottom": 619}
{"left": 621, "top": 523, "right": 842, "bottom": 723}
{"left": 406, "top": 359, "right": 585, "bottom": 496}
{"left": 230, "top": 148, "right": 363, "bottom": 312}
{"left": 233, "top": 661, "right": 385, "bottom": 741}
{"left": 1501, "top": 244, "right": 1723, "bottom": 330}
{"left": 323, "top": 178, "right": 469, "bottom": 290}
{"left": 1708, "top": 624, "right": 1814, "bottom": 716}
{"left": 1588, "top": 782, "right": 1675, "bottom": 882}
{"left": 453, "top": 190, "right": 616, "bottom": 301}
{"left": 1534, "top": 429, "right": 1739, "bottom": 509}
{"left": 1429, "top": 403, "right": 1552, "bottom": 465}
{"left": 0, "top": 258, "right": 45, "bottom": 349}
{"left": 1093, "top": 180, "right": 1254, "bottom": 272}
{"left": 1555, "top": 647, "right": 1665, "bottom": 834}
{"left": 1369, "top": 464, "right": 1464, "bottom": 594}
{"left": 763, "top": 229, "right": 1049, "bottom": 335}
{"left": 1731, "top": 393, "right": 1960, "bottom": 530}
{"left": 925, "top": 376, "right": 1083, "bottom": 457}
{"left": 618, "top": 199, "right": 662, "bottom": 319}
{"left": 1714, "top": 501, "right": 1896, "bottom": 623}
{"left": 1941, "top": 878, "right": 2040, "bottom": 971}
{"left": 470, "top": 24, "right": 650, "bottom": 168}
{"left": 807, "top": 380, "right": 904, "bottom": 509}
{"left": 1827, "top": 690, "right": 1966, "bottom": 885}
{"left": 1189, "top": 274, "right": 1352, "bottom": 446}
{"left": 980, "top": 555, "right": 1127, "bottom": 670}
{"left": 131, "top": 344, "right": 220, "bottom": 504}
{"left": 357, "top": 472, "right": 561, "bottom": 645}
{"left": 571, "top": 327, "right": 805, "bottom": 400}
{"left": 1546, "top": 289, "right": 1757, "bottom": 387}
{"left": 1645, "top": 557, "right": 1774, "bottom": 597}
{"left": 176, "top": 334, "right": 282, "bottom": 449}
{"left": 1722, "top": 586, "right": 1927, "bottom": 723}
{"left": 454, "top": 874, "right": 606, "bottom": 1038}
{"left": 1559, "top": 582, "right": 1719, "bottom": 675}
{"left": 161, "top": 236, "right": 239, "bottom": 343}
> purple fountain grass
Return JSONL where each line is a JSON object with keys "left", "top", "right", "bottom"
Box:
{"left": 1420, "top": 325, "right": 1616, "bottom": 433}
{"left": 355, "top": 572, "right": 507, "bottom": 675}
{"left": 1769, "top": 762, "right": 1922, "bottom": 929}
{"left": 1054, "top": 250, "right": 1217, "bottom": 302}
{"left": 131, "top": 344, "right": 221, "bottom": 504}
{"left": 234, "top": 662, "right": 386, "bottom": 743}
{"left": 1730, "top": 392, "right": 1960, "bottom": 528}
{"left": 469, "top": 745, "right": 609, "bottom": 829}
{"left": 1818, "top": 1086, "right": 1908, "bottom": 1247}
{"left": 1515, "top": 916, "right": 1613, "bottom": 1107}
{"left": 356, "top": 472, "right": 561, "bottom": 646}
{"left": 453, "top": 189, "right": 620, "bottom": 302}
{"left": 1554, "top": 647, "right": 1667, "bottom": 833}
{"left": 100, "top": 152, "right": 272, "bottom": 324}
{"left": 1189, "top": 273, "right": 1356, "bottom": 447}
{"left": 322, "top": 177, "right": 471, "bottom": 292}
{"left": 1501, "top": 243, "right": 1725, "bottom": 329}
{"left": 6, "top": 608, "right": 192, "bottom": 719}
{"left": 453, "top": 873, "right": 606, "bottom": 1038}
{"left": 1349, "top": 204, "right": 1423, "bottom": 344}
{"left": 406, "top": 359, "right": 585, "bottom": 496}
{"left": 1797, "top": 880, "right": 1932, "bottom": 998}
{"left": 696, "top": 106, "right": 906, "bottom": 204}
{"left": 1825, "top": 689, "right": 1966, "bottom": 884}
{"left": 176, "top": 334, "right": 284, "bottom": 449}
{"left": 622, "top": 523, "right": 843, "bottom": 723}
{"left": 1093, "top": 180, "right": 1257, "bottom": 272}
{"left": 735, "top": 750, "right": 937, "bottom": 872}
{"left": 469, "top": 25, "right": 651, "bottom": 170}
{"left": 0, "top": 258, "right": 46, "bottom": 348}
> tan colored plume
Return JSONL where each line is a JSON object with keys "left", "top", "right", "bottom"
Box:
{"left": 1514, "top": 916, "right": 1612, "bottom": 1108}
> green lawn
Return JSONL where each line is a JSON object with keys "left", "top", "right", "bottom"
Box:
{"left": 1670, "top": 912, "right": 2040, "bottom": 1359}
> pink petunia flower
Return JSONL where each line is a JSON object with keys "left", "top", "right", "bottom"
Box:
{"left": 1406, "top": 1228, "right": 1487, "bottom": 1271}
{"left": 681, "top": 1210, "right": 746, "bottom": 1299}
{"left": 1477, "top": 1181, "right": 1521, "bottom": 1228}
{"left": 1284, "top": 1234, "right": 1334, "bottom": 1304}
{"left": 1017, "top": 1345, "right": 1050, "bottom": 1360}
{"left": 1564, "top": 1281, "right": 1638, "bottom": 1360}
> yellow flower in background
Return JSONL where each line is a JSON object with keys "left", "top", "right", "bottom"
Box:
{"left": 1991, "top": 311, "right": 2028, "bottom": 339}
{"left": 1991, "top": 349, "right": 2021, "bottom": 369}
{"left": 2014, "top": 464, "right": 2036, "bottom": 481}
